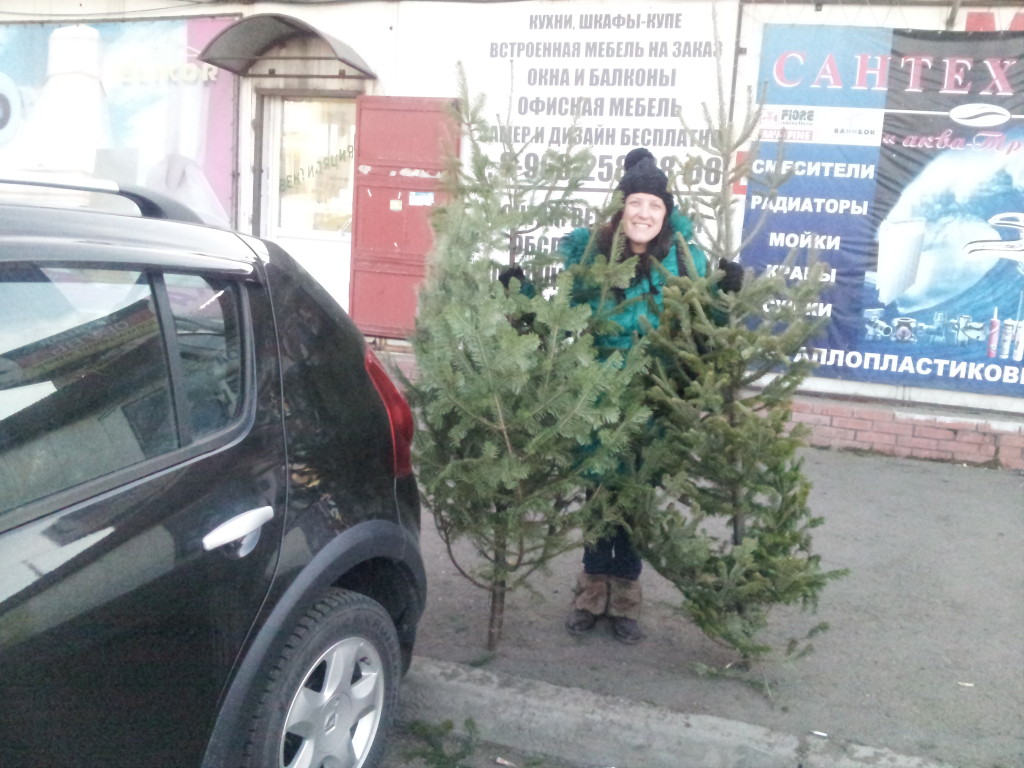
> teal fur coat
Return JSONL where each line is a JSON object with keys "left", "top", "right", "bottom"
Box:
{"left": 559, "top": 208, "right": 709, "bottom": 358}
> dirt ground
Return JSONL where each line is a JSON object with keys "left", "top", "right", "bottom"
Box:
{"left": 404, "top": 447, "right": 1024, "bottom": 768}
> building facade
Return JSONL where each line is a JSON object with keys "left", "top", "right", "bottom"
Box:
{"left": 2, "top": 0, "right": 1023, "bottom": 463}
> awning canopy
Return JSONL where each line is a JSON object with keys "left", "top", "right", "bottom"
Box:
{"left": 198, "top": 14, "right": 376, "bottom": 78}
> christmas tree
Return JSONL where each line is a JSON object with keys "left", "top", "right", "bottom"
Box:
{"left": 412, "top": 62, "right": 846, "bottom": 660}
{"left": 620, "top": 65, "right": 847, "bottom": 661}
{"left": 409, "top": 68, "right": 649, "bottom": 650}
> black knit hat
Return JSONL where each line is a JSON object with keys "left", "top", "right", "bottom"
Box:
{"left": 617, "top": 147, "right": 674, "bottom": 212}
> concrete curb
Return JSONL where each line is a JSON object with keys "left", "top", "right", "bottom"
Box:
{"left": 398, "top": 658, "right": 956, "bottom": 768}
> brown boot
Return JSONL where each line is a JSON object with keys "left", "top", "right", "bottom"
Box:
{"left": 566, "top": 609, "right": 598, "bottom": 635}
{"left": 566, "top": 572, "right": 608, "bottom": 635}
{"left": 608, "top": 577, "right": 644, "bottom": 644}
{"left": 610, "top": 616, "right": 644, "bottom": 644}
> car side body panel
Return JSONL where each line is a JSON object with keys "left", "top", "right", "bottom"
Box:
{"left": 0, "top": 251, "right": 289, "bottom": 768}
{"left": 200, "top": 241, "right": 426, "bottom": 767}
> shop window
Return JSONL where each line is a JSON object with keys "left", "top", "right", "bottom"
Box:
{"left": 277, "top": 98, "right": 356, "bottom": 234}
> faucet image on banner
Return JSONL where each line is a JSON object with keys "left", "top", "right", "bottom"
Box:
{"left": 964, "top": 212, "right": 1024, "bottom": 274}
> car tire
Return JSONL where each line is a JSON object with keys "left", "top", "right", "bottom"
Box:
{"left": 243, "top": 588, "right": 401, "bottom": 768}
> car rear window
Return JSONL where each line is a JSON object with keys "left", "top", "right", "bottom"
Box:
{"left": 165, "top": 273, "right": 243, "bottom": 439}
{"left": 0, "top": 264, "right": 243, "bottom": 516}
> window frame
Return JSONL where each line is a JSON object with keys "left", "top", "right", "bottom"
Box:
{"left": 0, "top": 261, "right": 259, "bottom": 533}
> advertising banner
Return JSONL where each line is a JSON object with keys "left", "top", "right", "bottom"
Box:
{"left": 744, "top": 25, "right": 1024, "bottom": 398}
{"left": 464, "top": 1, "right": 731, "bottom": 258}
{"left": 0, "top": 17, "right": 236, "bottom": 227}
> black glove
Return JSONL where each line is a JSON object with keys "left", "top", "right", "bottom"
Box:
{"left": 718, "top": 259, "right": 744, "bottom": 293}
{"left": 498, "top": 265, "right": 526, "bottom": 290}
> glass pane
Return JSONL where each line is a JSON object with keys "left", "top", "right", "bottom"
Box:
{"left": 0, "top": 265, "right": 175, "bottom": 514}
{"left": 278, "top": 98, "right": 356, "bottom": 233}
{"left": 165, "top": 274, "right": 242, "bottom": 439}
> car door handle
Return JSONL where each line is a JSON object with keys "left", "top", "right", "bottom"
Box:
{"left": 203, "top": 506, "right": 275, "bottom": 555}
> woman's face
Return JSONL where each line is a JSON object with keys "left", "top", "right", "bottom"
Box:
{"left": 622, "top": 193, "right": 667, "bottom": 253}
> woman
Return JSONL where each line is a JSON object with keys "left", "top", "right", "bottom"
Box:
{"left": 561, "top": 147, "right": 713, "bottom": 644}
{"left": 502, "top": 147, "right": 741, "bottom": 643}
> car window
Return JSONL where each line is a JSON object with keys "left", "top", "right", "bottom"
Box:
{"left": 0, "top": 265, "right": 174, "bottom": 513}
{"left": 165, "top": 273, "right": 242, "bottom": 440}
{"left": 0, "top": 266, "right": 244, "bottom": 516}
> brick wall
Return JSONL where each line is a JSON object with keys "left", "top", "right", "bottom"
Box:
{"left": 790, "top": 397, "right": 1024, "bottom": 471}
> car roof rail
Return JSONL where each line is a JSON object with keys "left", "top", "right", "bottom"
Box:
{"left": 0, "top": 173, "right": 212, "bottom": 226}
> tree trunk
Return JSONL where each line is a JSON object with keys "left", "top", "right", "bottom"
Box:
{"left": 727, "top": 408, "right": 746, "bottom": 545}
{"left": 731, "top": 492, "right": 746, "bottom": 544}
{"left": 486, "top": 578, "right": 507, "bottom": 651}
{"left": 487, "top": 508, "right": 509, "bottom": 650}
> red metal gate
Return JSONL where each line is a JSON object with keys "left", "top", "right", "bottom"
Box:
{"left": 349, "top": 96, "right": 458, "bottom": 338}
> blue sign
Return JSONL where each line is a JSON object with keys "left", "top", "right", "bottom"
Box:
{"left": 745, "top": 26, "right": 1024, "bottom": 397}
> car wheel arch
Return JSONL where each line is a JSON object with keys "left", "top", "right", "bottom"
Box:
{"left": 200, "top": 517, "right": 425, "bottom": 768}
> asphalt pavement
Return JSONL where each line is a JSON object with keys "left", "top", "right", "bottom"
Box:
{"left": 393, "top": 447, "right": 1023, "bottom": 768}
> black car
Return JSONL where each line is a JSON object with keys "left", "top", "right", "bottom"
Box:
{"left": 0, "top": 178, "right": 426, "bottom": 768}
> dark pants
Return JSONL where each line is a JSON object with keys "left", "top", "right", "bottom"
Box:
{"left": 582, "top": 523, "right": 642, "bottom": 581}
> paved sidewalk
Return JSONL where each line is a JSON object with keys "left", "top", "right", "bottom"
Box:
{"left": 398, "top": 448, "right": 1024, "bottom": 768}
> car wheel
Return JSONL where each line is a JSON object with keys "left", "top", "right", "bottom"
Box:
{"left": 243, "top": 589, "right": 401, "bottom": 768}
